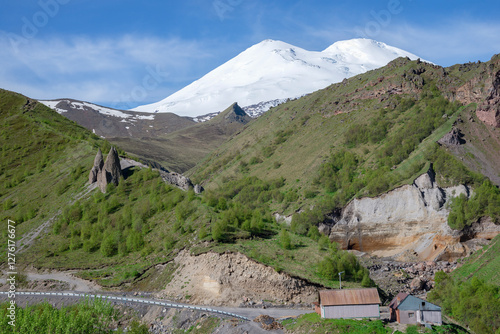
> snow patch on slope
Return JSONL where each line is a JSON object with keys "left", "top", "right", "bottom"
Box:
{"left": 40, "top": 99, "right": 156, "bottom": 122}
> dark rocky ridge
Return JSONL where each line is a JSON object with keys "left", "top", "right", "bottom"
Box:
{"left": 42, "top": 99, "right": 195, "bottom": 139}
{"left": 223, "top": 103, "right": 252, "bottom": 124}
{"left": 91, "top": 152, "right": 204, "bottom": 193}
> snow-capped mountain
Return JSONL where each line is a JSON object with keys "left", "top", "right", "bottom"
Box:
{"left": 133, "top": 38, "right": 423, "bottom": 118}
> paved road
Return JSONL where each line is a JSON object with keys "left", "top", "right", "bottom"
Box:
{"left": 0, "top": 291, "right": 313, "bottom": 321}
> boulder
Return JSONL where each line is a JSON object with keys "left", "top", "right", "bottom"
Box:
{"left": 194, "top": 184, "right": 204, "bottom": 194}
{"left": 414, "top": 170, "right": 434, "bottom": 190}
{"left": 438, "top": 127, "right": 465, "bottom": 146}
{"left": 410, "top": 277, "right": 425, "bottom": 290}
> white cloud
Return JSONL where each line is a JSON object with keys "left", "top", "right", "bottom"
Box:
{"left": 0, "top": 33, "right": 212, "bottom": 106}
{"left": 286, "top": 18, "right": 500, "bottom": 66}
{"left": 347, "top": 20, "right": 500, "bottom": 66}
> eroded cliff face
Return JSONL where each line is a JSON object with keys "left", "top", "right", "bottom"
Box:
{"left": 453, "top": 55, "right": 500, "bottom": 128}
{"left": 323, "top": 169, "right": 500, "bottom": 262}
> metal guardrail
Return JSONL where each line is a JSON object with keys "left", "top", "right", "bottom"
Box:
{"left": 0, "top": 291, "right": 250, "bottom": 321}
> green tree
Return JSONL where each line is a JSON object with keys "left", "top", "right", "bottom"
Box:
{"left": 361, "top": 272, "right": 373, "bottom": 287}
{"left": 126, "top": 233, "right": 144, "bottom": 252}
{"left": 100, "top": 233, "right": 116, "bottom": 257}
{"left": 279, "top": 228, "right": 292, "bottom": 250}
{"left": 318, "top": 235, "right": 330, "bottom": 250}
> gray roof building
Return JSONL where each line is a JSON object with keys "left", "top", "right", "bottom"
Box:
{"left": 389, "top": 294, "right": 442, "bottom": 325}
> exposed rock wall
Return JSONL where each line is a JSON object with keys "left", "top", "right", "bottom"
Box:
{"left": 157, "top": 250, "right": 317, "bottom": 307}
{"left": 324, "top": 168, "right": 475, "bottom": 261}
{"left": 476, "top": 70, "right": 500, "bottom": 127}
{"left": 453, "top": 56, "right": 500, "bottom": 128}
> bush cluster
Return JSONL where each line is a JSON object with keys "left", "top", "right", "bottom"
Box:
{"left": 428, "top": 273, "right": 500, "bottom": 334}
{"left": 0, "top": 298, "right": 148, "bottom": 333}
{"left": 204, "top": 176, "right": 284, "bottom": 241}
{"left": 52, "top": 168, "right": 190, "bottom": 257}
{"left": 317, "top": 242, "right": 374, "bottom": 287}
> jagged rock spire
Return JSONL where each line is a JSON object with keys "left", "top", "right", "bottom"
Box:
{"left": 89, "top": 147, "right": 122, "bottom": 193}
{"left": 94, "top": 148, "right": 104, "bottom": 168}
{"left": 89, "top": 148, "right": 104, "bottom": 184}
{"left": 98, "top": 147, "right": 122, "bottom": 192}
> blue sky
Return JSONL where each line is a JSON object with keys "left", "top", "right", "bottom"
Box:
{"left": 1, "top": 0, "right": 499, "bottom": 109}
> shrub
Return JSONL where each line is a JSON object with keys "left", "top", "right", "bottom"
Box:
{"left": 279, "top": 228, "right": 292, "bottom": 250}
{"left": 126, "top": 233, "right": 144, "bottom": 252}
{"left": 428, "top": 273, "right": 500, "bottom": 334}
{"left": 318, "top": 235, "right": 330, "bottom": 250}
{"left": 100, "top": 234, "right": 116, "bottom": 257}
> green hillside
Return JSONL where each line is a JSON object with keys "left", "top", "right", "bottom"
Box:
{"left": 189, "top": 57, "right": 500, "bottom": 226}
{"left": 428, "top": 235, "right": 500, "bottom": 334}
{"left": 0, "top": 89, "right": 110, "bottom": 258}
{"left": 452, "top": 234, "right": 500, "bottom": 286}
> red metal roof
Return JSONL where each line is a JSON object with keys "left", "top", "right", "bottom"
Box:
{"left": 389, "top": 292, "right": 409, "bottom": 310}
{"left": 319, "top": 288, "right": 381, "bottom": 306}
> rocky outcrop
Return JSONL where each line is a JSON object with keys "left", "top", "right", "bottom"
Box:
{"left": 194, "top": 184, "right": 204, "bottom": 194}
{"left": 223, "top": 103, "right": 252, "bottom": 124}
{"left": 438, "top": 127, "right": 465, "bottom": 146}
{"left": 452, "top": 56, "right": 500, "bottom": 128}
{"left": 88, "top": 148, "right": 104, "bottom": 183}
{"left": 158, "top": 250, "right": 317, "bottom": 307}
{"left": 325, "top": 167, "right": 473, "bottom": 261}
{"left": 98, "top": 147, "right": 122, "bottom": 192}
{"left": 89, "top": 147, "right": 122, "bottom": 193}
{"left": 476, "top": 70, "right": 500, "bottom": 128}
{"left": 460, "top": 216, "right": 500, "bottom": 241}
{"left": 160, "top": 171, "right": 193, "bottom": 191}
{"left": 159, "top": 170, "right": 204, "bottom": 193}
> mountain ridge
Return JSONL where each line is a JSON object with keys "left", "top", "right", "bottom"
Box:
{"left": 39, "top": 98, "right": 195, "bottom": 138}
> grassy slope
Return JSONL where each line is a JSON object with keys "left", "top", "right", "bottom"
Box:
{"left": 0, "top": 89, "right": 344, "bottom": 290}
{"left": 0, "top": 89, "right": 107, "bottom": 259}
{"left": 451, "top": 234, "right": 500, "bottom": 286}
{"left": 188, "top": 58, "right": 474, "bottom": 215}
